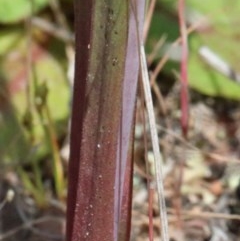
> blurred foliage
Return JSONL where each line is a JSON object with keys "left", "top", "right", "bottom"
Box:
{"left": 0, "top": 0, "right": 239, "bottom": 164}
{"left": 0, "top": 20, "right": 70, "bottom": 166}
{"left": 0, "top": 0, "right": 49, "bottom": 23}
{"left": 147, "top": 0, "right": 240, "bottom": 100}
{"left": 0, "top": 0, "right": 239, "bottom": 193}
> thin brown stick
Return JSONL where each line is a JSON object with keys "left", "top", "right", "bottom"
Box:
{"left": 31, "top": 17, "right": 74, "bottom": 43}
{"left": 49, "top": 0, "right": 70, "bottom": 31}
{"left": 151, "top": 79, "right": 167, "bottom": 116}
{"left": 167, "top": 208, "right": 240, "bottom": 221}
{"left": 143, "top": 0, "right": 157, "bottom": 43}
{"left": 147, "top": 35, "right": 166, "bottom": 65}
{"left": 0, "top": 216, "right": 64, "bottom": 240}
{"left": 150, "top": 18, "right": 207, "bottom": 87}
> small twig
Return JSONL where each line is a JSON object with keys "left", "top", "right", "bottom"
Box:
{"left": 150, "top": 17, "right": 207, "bottom": 87}
{"left": 156, "top": 124, "right": 197, "bottom": 150}
{"left": 147, "top": 35, "right": 166, "bottom": 65}
{"left": 31, "top": 17, "right": 74, "bottom": 43}
{"left": 0, "top": 216, "right": 64, "bottom": 240}
{"left": 151, "top": 78, "right": 167, "bottom": 116}
{"left": 167, "top": 208, "right": 240, "bottom": 221}
{"left": 49, "top": 0, "right": 70, "bottom": 31}
{"left": 143, "top": 0, "right": 157, "bottom": 43}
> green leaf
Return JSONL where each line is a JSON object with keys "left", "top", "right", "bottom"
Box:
{"left": 0, "top": 0, "right": 49, "bottom": 23}
{"left": 188, "top": 36, "right": 240, "bottom": 100}
{"left": 187, "top": 1, "right": 240, "bottom": 99}
{"left": 0, "top": 28, "right": 24, "bottom": 54}
{"left": 150, "top": 0, "right": 240, "bottom": 100}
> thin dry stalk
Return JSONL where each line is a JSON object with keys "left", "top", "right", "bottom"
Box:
{"left": 151, "top": 79, "right": 167, "bottom": 116}
{"left": 178, "top": 0, "right": 189, "bottom": 137}
{"left": 148, "top": 182, "right": 155, "bottom": 241}
{"left": 167, "top": 208, "right": 240, "bottom": 221}
{"left": 138, "top": 80, "right": 154, "bottom": 240}
{"left": 140, "top": 45, "right": 169, "bottom": 241}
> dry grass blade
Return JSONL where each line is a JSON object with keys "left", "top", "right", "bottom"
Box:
{"left": 140, "top": 45, "right": 169, "bottom": 241}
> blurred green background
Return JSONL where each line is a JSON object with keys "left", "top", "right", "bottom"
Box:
{"left": 0, "top": 0, "right": 240, "bottom": 198}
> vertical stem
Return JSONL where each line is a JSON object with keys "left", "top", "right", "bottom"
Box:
{"left": 140, "top": 45, "right": 169, "bottom": 241}
{"left": 178, "top": 0, "right": 189, "bottom": 138}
